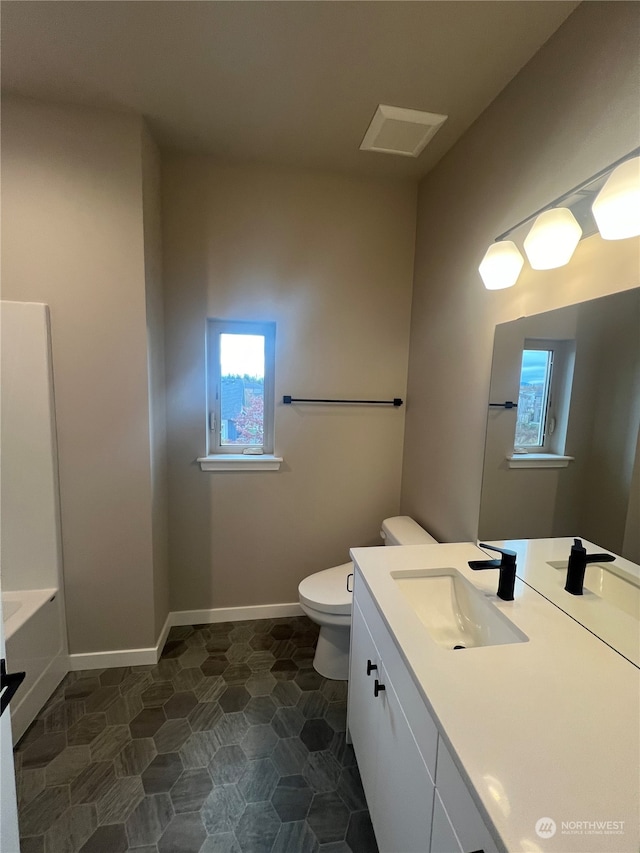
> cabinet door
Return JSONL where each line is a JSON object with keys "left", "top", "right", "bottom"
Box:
{"left": 431, "top": 791, "right": 463, "bottom": 853}
{"left": 373, "top": 662, "right": 435, "bottom": 853}
{"left": 347, "top": 599, "right": 381, "bottom": 811}
{"left": 436, "top": 742, "right": 498, "bottom": 853}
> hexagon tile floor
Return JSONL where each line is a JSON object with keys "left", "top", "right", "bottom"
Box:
{"left": 13, "top": 616, "right": 379, "bottom": 853}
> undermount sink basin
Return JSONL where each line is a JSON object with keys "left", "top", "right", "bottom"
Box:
{"left": 547, "top": 561, "right": 640, "bottom": 619}
{"left": 391, "top": 568, "right": 528, "bottom": 650}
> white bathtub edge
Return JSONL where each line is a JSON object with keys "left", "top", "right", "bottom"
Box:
{"left": 12, "top": 653, "right": 68, "bottom": 744}
{"left": 68, "top": 602, "right": 303, "bottom": 670}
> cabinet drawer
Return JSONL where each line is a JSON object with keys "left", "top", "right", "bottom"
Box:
{"left": 353, "top": 570, "right": 438, "bottom": 783}
{"left": 436, "top": 741, "right": 499, "bottom": 853}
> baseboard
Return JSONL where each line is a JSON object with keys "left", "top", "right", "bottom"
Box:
{"left": 69, "top": 611, "right": 173, "bottom": 671}
{"left": 171, "top": 602, "right": 303, "bottom": 626}
{"left": 156, "top": 610, "right": 173, "bottom": 658}
{"left": 68, "top": 603, "right": 302, "bottom": 670}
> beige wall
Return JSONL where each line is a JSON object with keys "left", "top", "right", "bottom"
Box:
{"left": 1, "top": 96, "right": 166, "bottom": 653}
{"left": 402, "top": 2, "right": 640, "bottom": 542}
{"left": 162, "top": 159, "right": 416, "bottom": 610}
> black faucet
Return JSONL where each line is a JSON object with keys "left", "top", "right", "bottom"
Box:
{"left": 468, "top": 544, "right": 517, "bottom": 601}
{"left": 564, "top": 538, "right": 615, "bottom": 595}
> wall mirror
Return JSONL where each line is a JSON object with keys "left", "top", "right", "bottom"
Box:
{"left": 478, "top": 287, "right": 640, "bottom": 562}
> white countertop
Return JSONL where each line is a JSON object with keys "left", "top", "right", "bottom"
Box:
{"left": 349, "top": 542, "right": 640, "bottom": 853}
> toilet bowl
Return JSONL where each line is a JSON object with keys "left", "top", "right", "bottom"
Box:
{"left": 298, "top": 516, "right": 437, "bottom": 680}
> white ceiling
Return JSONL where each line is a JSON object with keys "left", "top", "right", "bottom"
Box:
{"left": 1, "top": 1, "right": 579, "bottom": 180}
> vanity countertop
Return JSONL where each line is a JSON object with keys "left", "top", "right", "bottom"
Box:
{"left": 349, "top": 542, "right": 640, "bottom": 853}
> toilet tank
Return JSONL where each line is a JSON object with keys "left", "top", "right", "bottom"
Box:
{"left": 380, "top": 516, "right": 438, "bottom": 546}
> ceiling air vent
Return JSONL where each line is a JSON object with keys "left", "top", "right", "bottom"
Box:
{"left": 360, "top": 105, "right": 448, "bottom": 158}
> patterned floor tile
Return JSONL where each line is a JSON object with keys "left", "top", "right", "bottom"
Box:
{"left": 153, "top": 718, "right": 192, "bottom": 754}
{"left": 79, "top": 823, "right": 129, "bottom": 853}
{"left": 239, "top": 724, "right": 277, "bottom": 760}
{"left": 270, "top": 775, "right": 313, "bottom": 822}
{"left": 19, "top": 786, "right": 70, "bottom": 837}
{"left": 141, "top": 753, "right": 183, "bottom": 794}
{"left": 345, "top": 809, "right": 379, "bottom": 853}
{"left": 169, "top": 767, "right": 213, "bottom": 813}
{"left": 234, "top": 801, "right": 280, "bottom": 853}
{"left": 96, "top": 774, "right": 144, "bottom": 825}
{"left": 44, "top": 746, "right": 92, "bottom": 787}
{"left": 43, "top": 803, "right": 97, "bottom": 853}
{"left": 271, "top": 819, "right": 319, "bottom": 853}
{"left": 200, "top": 784, "right": 245, "bottom": 835}
{"left": 307, "top": 791, "right": 350, "bottom": 844}
{"left": 14, "top": 616, "right": 376, "bottom": 852}
{"left": 125, "top": 793, "right": 174, "bottom": 847}
{"left": 157, "top": 811, "right": 207, "bottom": 853}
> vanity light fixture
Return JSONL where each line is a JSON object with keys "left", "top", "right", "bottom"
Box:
{"left": 592, "top": 156, "right": 640, "bottom": 240}
{"left": 523, "top": 207, "right": 582, "bottom": 270}
{"left": 478, "top": 241, "right": 524, "bottom": 290}
{"left": 479, "top": 148, "right": 640, "bottom": 290}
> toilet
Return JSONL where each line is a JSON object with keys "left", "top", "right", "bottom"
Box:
{"left": 298, "top": 516, "right": 438, "bottom": 680}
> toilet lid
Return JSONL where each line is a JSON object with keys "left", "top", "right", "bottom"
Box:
{"left": 298, "top": 562, "right": 353, "bottom": 615}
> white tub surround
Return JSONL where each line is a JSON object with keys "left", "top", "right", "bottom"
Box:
{"left": 488, "top": 537, "right": 640, "bottom": 667}
{"left": 0, "top": 301, "right": 69, "bottom": 743}
{"left": 3, "top": 590, "right": 68, "bottom": 743}
{"left": 348, "top": 542, "right": 640, "bottom": 853}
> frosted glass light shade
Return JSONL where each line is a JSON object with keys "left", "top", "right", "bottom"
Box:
{"left": 523, "top": 208, "right": 582, "bottom": 270}
{"left": 478, "top": 241, "right": 524, "bottom": 290}
{"left": 592, "top": 157, "right": 640, "bottom": 240}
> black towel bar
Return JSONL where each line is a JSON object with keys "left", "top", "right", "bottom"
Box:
{"left": 283, "top": 396, "right": 403, "bottom": 407}
{"left": 489, "top": 401, "right": 518, "bottom": 409}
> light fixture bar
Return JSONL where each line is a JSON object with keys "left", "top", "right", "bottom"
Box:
{"left": 495, "top": 146, "right": 640, "bottom": 242}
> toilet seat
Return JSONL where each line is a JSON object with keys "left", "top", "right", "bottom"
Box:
{"left": 298, "top": 562, "right": 352, "bottom": 616}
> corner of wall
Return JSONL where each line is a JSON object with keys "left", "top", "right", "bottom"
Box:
{"left": 141, "top": 124, "right": 171, "bottom": 640}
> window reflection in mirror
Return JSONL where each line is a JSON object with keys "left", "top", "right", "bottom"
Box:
{"left": 479, "top": 288, "right": 640, "bottom": 562}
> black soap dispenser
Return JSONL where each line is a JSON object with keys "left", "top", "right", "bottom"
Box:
{"left": 564, "top": 538, "right": 587, "bottom": 595}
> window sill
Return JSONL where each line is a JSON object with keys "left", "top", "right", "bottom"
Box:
{"left": 197, "top": 454, "right": 283, "bottom": 472}
{"left": 506, "top": 454, "right": 574, "bottom": 469}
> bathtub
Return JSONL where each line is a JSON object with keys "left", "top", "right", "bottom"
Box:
{"left": 3, "top": 588, "right": 68, "bottom": 744}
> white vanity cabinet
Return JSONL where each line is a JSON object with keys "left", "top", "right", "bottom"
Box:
{"left": 350, "top": 598, "right": 435, "bottom": 852}
{"left": 348, "top": 573, "right": 500, "bottom": 853}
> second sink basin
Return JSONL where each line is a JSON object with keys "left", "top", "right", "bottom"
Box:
{"left": 391, "top": 568, "right": 528, "bottom": 650}
{"left": 547, "top": 560, "right": 640, "bottom": 619}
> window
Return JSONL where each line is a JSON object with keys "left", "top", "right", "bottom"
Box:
{"left": 515, "top": 346, "right": 554, "bottom": 450}
{"left": 514, "top": 338, "right": 574, "bottom": 455}
{"left": 206, "top": 320, "right": 276, "bottom": 456}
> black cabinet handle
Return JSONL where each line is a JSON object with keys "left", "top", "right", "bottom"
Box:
{"left": 0, "top": 659, "right": 26, "bottom": 717}
{"left": 366, "top": 660, "right": 377, "bottom": 676}
{"left": 374, "top": 679, "right": 385, "bottom": 697}
{"left": 346, "top": 573, "right": 353, "bottom": 593}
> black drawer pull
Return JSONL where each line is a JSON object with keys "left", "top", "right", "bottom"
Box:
{"left": 0, "top": 659, "right": 26, "bottom": 717}
{"left": 366, "top": 660, "right": 377, "bottom": 676}
{"left": 374, "top": 679, "right": 385, "bottom": 697}
{"left": 346, "top": 573, "right": 353, "bottom": 593}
